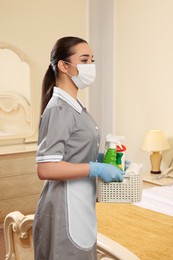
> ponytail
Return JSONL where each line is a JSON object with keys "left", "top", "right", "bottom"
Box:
{"left": 40, "top": 65, "right": 55, "bottom": 114}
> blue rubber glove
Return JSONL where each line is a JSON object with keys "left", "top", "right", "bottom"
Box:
{"left": 89, "top": 162, "right": 125, "bottom": 183}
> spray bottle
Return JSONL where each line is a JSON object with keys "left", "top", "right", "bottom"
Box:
{"left": 103, "top": 134, "right": 126, "bottom": 171}
{"left": 116, "top": 143, "right": 126, "bottom": 171}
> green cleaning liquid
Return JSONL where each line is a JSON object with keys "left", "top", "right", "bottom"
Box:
{"left": 116, "top": 152, "right": 123, "bottom": 170}
{"left": 103, "top": 147, "right": 117, "bottom": 166}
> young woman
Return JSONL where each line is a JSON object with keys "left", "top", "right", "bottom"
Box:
{"left": 33, "top": 36, "right": 124, "bottom": 260}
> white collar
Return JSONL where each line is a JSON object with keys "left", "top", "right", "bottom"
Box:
{"left": 53, "top": 87, "right": 83, "bottom": 113}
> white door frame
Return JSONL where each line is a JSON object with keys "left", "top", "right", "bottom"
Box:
{"left": 88, "top": 0, "right": 116, "bottom": 150}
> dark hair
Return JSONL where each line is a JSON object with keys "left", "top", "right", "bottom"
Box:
{"left": 40, "top": 36, "right": 87, "bottom": 114}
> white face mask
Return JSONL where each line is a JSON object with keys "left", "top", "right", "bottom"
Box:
{"left": 65, "top": 62, "right": 96, "bottom": 89}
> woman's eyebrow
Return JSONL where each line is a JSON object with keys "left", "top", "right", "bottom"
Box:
{"left": 79, "top": 54, "right": 94, "bottom": 58}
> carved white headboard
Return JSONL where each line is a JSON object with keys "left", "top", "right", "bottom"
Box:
{"left": 0, "top": 43, "right": 34, "bottom": 144}
{"left": 0, "top": 91, "right": 31, "bottom": 137}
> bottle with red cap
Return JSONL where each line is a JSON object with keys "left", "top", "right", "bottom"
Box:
{"left": 116, "top": 144, "right": 126, "bottom": 171}
{"left": 103, "top": 134, "right": 126, "bottom": 171}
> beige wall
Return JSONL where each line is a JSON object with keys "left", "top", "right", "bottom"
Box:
{"left": 0, "top": 0, "right": 88, "bottom": 142}
{"left": 115, "top": 0, "right": 173, "bottom": 171}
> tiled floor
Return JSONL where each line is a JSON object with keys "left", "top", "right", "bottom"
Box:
{"left": 0, "top": 228, "right": 5, "bottom": 260}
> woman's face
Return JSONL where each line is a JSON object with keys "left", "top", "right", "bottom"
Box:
{"left": 67, "top": 42, "right": 95, "bottom": 76}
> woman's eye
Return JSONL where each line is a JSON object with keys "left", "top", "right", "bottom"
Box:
{"left": 81, "top": 59, "right": 95, "bottom": 63}
{"left": 81, "top": 59, "right": 88, "bottom": 63}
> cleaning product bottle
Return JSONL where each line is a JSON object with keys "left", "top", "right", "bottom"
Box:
{"left": 116, "top": 144, "right": 126, "bottom": 171}
{"left": 103, "top": 140, "right": 117, "bottom": 166}
{"left": 103, "top": 134, "right": 126, "bottom": 170}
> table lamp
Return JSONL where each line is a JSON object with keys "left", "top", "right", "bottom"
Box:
{"left": 141, "top": 130, "right": 169, "bottom": 174}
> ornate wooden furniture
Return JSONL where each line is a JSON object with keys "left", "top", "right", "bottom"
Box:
{"left": 0, "top": 44, "right": 42, "bottom": 223}
{"left": 0, "top": 144, "right": 43, "bottom": 223}
{"left": 3, "top": 211, "right": 139, "bottom": 260}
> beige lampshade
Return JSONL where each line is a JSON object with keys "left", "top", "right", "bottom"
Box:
{"left": 141, "top": 130, "right": 169, "bottom": 152}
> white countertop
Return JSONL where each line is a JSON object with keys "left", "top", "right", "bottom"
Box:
{"left": 143, "top": 171, "right": 173, "bottom": 186}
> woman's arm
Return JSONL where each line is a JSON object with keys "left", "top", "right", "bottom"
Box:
{"left": 37, "top": 161, "right": 90, "bottom": 180}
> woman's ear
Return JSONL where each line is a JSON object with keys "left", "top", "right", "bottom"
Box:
{"left": 57, "top": 60, "right": 68, "bottom": 73}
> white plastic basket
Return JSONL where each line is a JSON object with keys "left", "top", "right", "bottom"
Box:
{"left": 97, "top": 163, "right": 143, "bottom": 203}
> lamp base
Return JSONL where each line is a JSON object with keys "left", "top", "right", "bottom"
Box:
{"left": 150, "top": 151, "right": 162, "bottom": 174}
{"left": 150, "top": 170, "right": 161, "bottom": 174}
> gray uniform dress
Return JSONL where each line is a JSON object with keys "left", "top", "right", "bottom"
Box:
{"left": 33, "top": 87, "right": 100, "bottom": 260}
